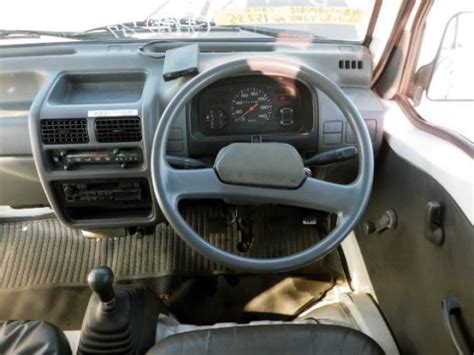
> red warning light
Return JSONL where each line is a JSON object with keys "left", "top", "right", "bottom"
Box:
{"left": 279, "top": 95, "right": 286, "bottom": 102}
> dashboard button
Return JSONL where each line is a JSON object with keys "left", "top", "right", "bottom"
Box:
{"left": 324, "top": 121, "right": 343, "bottom": 133}
{"left": 346, "top": 120, "right": 377, "bottom": 143}
{"left": 169, "top": 128, "right": 183, "bottom": 140}
{"left": 167, "top": 140, "right": 184, "bottom": 152}
{"left": 323, "top": 133, "right": 343, "bottom": 145}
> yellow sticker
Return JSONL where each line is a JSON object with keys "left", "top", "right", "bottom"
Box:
{"left": 214, "top": 6, "right": 364, "bottom": 26}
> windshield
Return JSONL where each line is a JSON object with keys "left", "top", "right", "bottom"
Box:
{"left": 0, "top": 0, "right": 376, "bottom": 44}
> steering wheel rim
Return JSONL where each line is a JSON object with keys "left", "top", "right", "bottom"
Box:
{"left": 151, "top": 57, "right": 374, "bottom": 273}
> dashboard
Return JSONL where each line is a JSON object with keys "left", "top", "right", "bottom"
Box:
{"left": 0, "top": 41, "right": 385, "bottom": 229}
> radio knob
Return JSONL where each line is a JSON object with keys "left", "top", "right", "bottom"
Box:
{"left": 63, "top": 185, "right": 76, "bottom": 196}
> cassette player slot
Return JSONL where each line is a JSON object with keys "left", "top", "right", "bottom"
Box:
{"left": 57, "top": 179, "right": 149, "bottom": 206}
{"left": 53, "top": 178, "right": 153, "bottom": 221}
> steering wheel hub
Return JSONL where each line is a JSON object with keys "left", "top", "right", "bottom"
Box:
{"left": 215, "top": 143, "right": 306, "bottom": 188}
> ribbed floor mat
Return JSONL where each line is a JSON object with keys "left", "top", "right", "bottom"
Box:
{"left": 0, "top": 205, "right": 324, "bottom": 289}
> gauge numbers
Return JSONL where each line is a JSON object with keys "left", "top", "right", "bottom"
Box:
{"left": 204, "top": 108, "right": 227, "bottom": 131}
{"left": 230, "top": 88, "right": 273, "bottom": 126}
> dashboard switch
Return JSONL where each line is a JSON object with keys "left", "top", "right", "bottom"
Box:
{"left": 279, "top": 107, "right": 295, "bottom": 126}
{"left": 323, "top": 121, "right": 343, "bottom": 133}
{"left": 323, "top": 133, "right": 342, "bottom": 145}
{"left": 346, "top": 119, "right": 377, "bottom": 143}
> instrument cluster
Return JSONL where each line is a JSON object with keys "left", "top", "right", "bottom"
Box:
{"left": 195, "top": 76, "right": 311, "bottom": 136}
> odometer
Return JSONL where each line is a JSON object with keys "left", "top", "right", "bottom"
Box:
{"left": 230, "top": 88, "right": 273, "bottom": 126}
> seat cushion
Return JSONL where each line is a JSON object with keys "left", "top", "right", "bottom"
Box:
{"left": 147, "top": 324, "right": 384, "bottom": 355}
{"left": 0, "top": 320, "right": 72, "bottom": 355}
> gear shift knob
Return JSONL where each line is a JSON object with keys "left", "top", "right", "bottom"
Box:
{"left": 87, "top": 266, "right": 115, "bottom": 303}
{"left": 80, "top": 266, "right": 159, "bottom": 354}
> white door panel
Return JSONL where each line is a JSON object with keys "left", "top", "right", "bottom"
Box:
{"left": 382, "top": 101, "right": 473, "bottom": 224}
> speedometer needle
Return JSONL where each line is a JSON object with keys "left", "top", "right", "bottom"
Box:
{"left": 235, "top": 103, "right": 258, "bottom": 122}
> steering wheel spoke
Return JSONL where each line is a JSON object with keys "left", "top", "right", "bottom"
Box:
{"left": 300, "top": 177, "right": 360, "bottom": 214}
{"left": 163, "top": 166, "right": 358, "bottom": 215}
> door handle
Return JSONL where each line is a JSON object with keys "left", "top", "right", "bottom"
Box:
{"left": 442, "top": 297, "right": 473, "bottom": 355}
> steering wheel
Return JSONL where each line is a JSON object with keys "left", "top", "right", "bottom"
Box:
{"left": 151, "top": 57, "right": 374, "bottom": 273}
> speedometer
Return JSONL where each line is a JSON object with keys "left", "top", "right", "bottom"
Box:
{"left": 230, "top": 88, "right": 273, "bottom": 125}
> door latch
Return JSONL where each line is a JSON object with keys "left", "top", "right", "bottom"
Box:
{"left": 425, "top": 201, "right": 444, "bottom": 246}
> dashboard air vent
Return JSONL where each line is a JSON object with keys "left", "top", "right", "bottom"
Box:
{"left": 95, "top": 116, "right": 142, "bottom": 143}
{"left": 41, "top": 119, "right": 89, "bottom": 144}
{"left": 339, "top": 60, "right": 363, "bottom": 70}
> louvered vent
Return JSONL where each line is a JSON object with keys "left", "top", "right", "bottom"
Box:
{"left": 41, "top": 119, "right": 89, "bottom": 144}
{"left": 95, "top": 117, "right": 142, "bottom": 143}
{"left": 339, "top": 60, "right": 363, "bottom": 70}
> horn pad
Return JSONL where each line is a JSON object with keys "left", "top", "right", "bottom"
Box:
{"left": 214, "top": 143, "right": 306, "bottom": 189}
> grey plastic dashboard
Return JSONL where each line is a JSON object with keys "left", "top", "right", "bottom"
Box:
{"left": 0, "top": 40, "right": 384, "bottom": 228}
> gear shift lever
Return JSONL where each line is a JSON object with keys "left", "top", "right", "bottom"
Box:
{"left": 78, "top": 266, "right": 159, "bottom": 354}
{"left": 87, "top": 266, "right": 115, "bottom": 304}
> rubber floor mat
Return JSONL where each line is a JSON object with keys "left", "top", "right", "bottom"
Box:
{"left": 0, "top": 205, "right": 326, "bottom": 289}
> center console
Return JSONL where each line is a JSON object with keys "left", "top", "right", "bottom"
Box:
{"left": 28, "top": 71, "right": 175, "bottom": 228}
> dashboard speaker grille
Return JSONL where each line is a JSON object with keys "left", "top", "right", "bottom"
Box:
{"left": 95, "top": 117, "right": 142, "bottom": 143}
{"left": 41, "top": 119, "right": 89, "bottom": 144}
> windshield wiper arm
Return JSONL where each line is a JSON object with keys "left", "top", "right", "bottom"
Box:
{"left": 0, "top": 21, "right": 240, "bottom": 42}
{"left": 234, "top": 24, "right": 324, "bottom": 39}
{"left": 0, "top": 29, "right": 70, "bottom": 39}
{"left": 0, "top": 29, "right": 126, "bottom": 41}
{"left": 1, "top": 22, "right": 322, "bottom": 42}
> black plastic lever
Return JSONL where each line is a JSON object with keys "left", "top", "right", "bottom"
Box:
{"left": 425, "top": 201, "right": 444, "bottom": 245}
{"left": 304, "top": 146, "right": 358, "bottom": 167}
{"left": 167, "top": 155, "right": 208, "bottom": 169}
{"left": 442, "top": 297, "right": 473, "bottom": 355}
{"left": 364, "top": 209, "right": 397, "bottom": 236}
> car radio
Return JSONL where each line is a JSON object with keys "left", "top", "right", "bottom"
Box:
{"left": 58, "top": 179, "right": 149, "bottom": 205}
